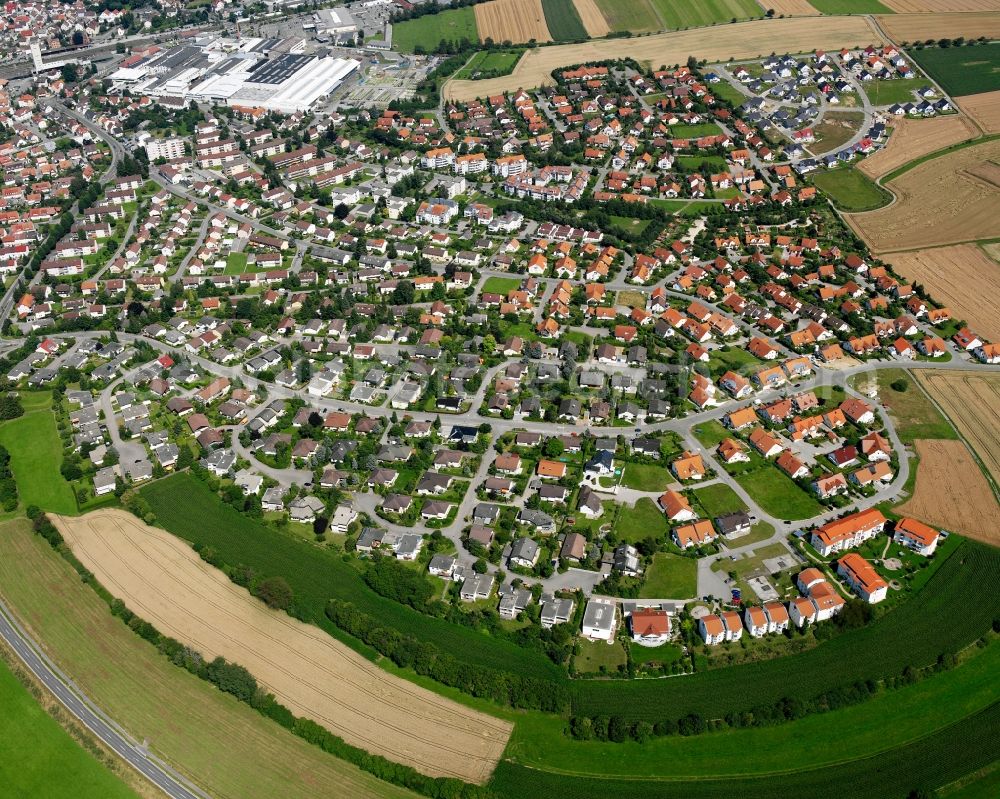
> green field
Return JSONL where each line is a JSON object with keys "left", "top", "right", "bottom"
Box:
{"left": 141, "top": 473, "right": 562, "bottom": 680}
{"left": 609, "top": 215, "right": 652, "bottom": 235}
{"left": 709, "top": 80, "right": 750, "bottom": 106}
{"left": 481, "top": 276, "right": 522, "bottom": 295}
{"left": 0, "top": 657, "right": 137, "bottom": 799}
{"left": 909, "top": 43, "right": 1000, "bottom": 97}
{"left": 668, "top": 122, "right": 724, "bottom": 138}
{"left": 454, "top": 50, "right": 522, "bottom": 79}
{"left": 594, "top": 0, "right": 660, "bottom": 33}
{"left": 875, "top": 369, "right": 959, "bottom": 443}
{"left": 648, "top": 199, "right": 720, "bottom": 216}
{"left": 811, "top": 167, "right": 892, "bottom": 212}
{"left": 691, "top": 419, "right": 731, "bottom": 449}
{"left": 639, "top": 552, "right": 697, "bottom": 598}
{"left": 615, "top": 496, "right": 669, "bottom": 542}
{"left": 224, "top": 251, "right": 248, "bottom": 274}
{"left": 573, "top": 639, "right": 627, "bottom": 673}
{"left": 541, "top": 0, "right": 588, "bottom": 41}
{"left": 0, "top": 395, "right": 77, "bottom": 515}
{"left": 691, "top": 482, "right": 745, "bottom": 517}
{"left": 866, "top": 77, "right": 932, "bottom": 106}
{"left": 805, "top": 0, "right": 892, "bottom": 12}
{"left": 650, "top": 0, "right": 763, "bottom": 31}
{"left": 620, "top": 462, "right": 672, "bottom": 491}
{"left": 0, "top": 519, "right": 415, "bottom": 799}
{"left": 393, "top": 8, "right": 478, "bottom": 53}
{"left": 734, "top": 465, "right": 823, "bottom": 520}
{"left": 570, "top": 537, "right": 1000, "bottom": 723}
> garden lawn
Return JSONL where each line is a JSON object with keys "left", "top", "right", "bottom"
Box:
{"left": 573, "top": 639, "right": 627, "bottom": 674}
{"left": 734, "top": 466, "right": 823, "bottom": 520}
{"left": 0, "top": 658, "right": 138, "bottom": 799}
{"left": 691, "top": 419, "right": 731, "bottom": 449}
{"left": 481, "top": 276, "right": 522, "bottom": 295}
{"left": 393, "top": 7, "right": 478, "bottom": 53}
{"left": 811, "top": 167, "right": 891, "bottom": 211}
{"left": 866, "top": 77, "right": 931, "bottom": 106}
{"left": 0, "top": 396, "right": 77, "bottom": 515}
{"left": 876, "top": 369, "right": 958, "bottom": 443}
{"left": 639, "top": 552, "right": 696, "bottom": 598}
{"left": 615, "top": 497, "right": 669, "bottom": 541}
{"left": 620, "top": 462, "right": 672, "bottom": 491}
{"left": 692, "top": 483, "right": 745, "bottom": 517}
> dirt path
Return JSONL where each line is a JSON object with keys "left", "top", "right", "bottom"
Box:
{"left": 53, "top": 509, "right": 513, "bottom": 785}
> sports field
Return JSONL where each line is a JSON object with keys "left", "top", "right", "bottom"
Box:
{"left": 909, "top": 43, "right": 1000, "bottom": 97}
{"left": 0, "top": 394, "right": 77, "bottom": 515}
{"left": 54, "top": 509, "right": 512, "bottom": 784}
{"left": 393, "top": 8, "right": 478, "bottom": 53}
{"left": 0, "top": 518, "right": 417, "bottom": 799}
{"left": 0, "top": 656, "right": 137, "bottom": 799}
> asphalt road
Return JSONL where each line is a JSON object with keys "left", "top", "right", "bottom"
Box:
{"left": 0, "top": 598, "right": 211, "bottom": 799}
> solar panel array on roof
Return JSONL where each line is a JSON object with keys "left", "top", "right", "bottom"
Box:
{"left": 247, "top": 53, "right": 312, "bottom": 85}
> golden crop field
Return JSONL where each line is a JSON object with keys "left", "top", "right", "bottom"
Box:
{"left": 573, "top": 0, "right": 611, "bottom": 36}
{"left": 958, "top": 90, "right": 1000, "bottom": 134}
{"left": 858, "top": 116, "right": 978, "bottom": 179}
{"left": 881, "top": 0, "right": 1000, "bottom": 12}
{"left": 444, "top": 16, "right": 881, "bottom": 100}
{"left": 475, "top": 0, "right": 552, "bottom": 44}
{"left": 877, "top": 12, "right": 1000, "bottom": 42}
{"left": 767, "top": 0, "right": 821, "bottom": 14}
{"left": 54, "top": 510, "right": 513, "bottom": 785}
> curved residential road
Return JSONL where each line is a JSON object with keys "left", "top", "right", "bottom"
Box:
{"left": 0, "top": 598, "right": 210, "bottom": 799}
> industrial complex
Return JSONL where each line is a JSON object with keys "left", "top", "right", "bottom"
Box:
{"left": 108, "top": 36, "right": 360, "bottom": 114}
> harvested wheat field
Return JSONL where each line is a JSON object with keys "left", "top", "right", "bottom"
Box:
{"left": 846, "top": 138, "right": 1000, "bottom": 252}
{"left": 858, "top": 116, "right": 978, "bottom": 179}
{"left": 958, "top": 90, "right": 1000, "bottom": 134}
{"left": 766, "top": 0, "right": 821, "bottom": 14}
{"left": 886, "top": 244, "right": 1000, "bottom": 341}
{"left": 882, "top": 0, "right": 1000, "bottom": 11}
{"left": 916, "top": 371, "right": 1000, "bottom": 487}
{"left": 878, "top": 12, "right": 1000, "bottom": 42}
{"left": 896, "top": 439, "right": 999, "bottom": 544}
{"left": 54, "top": 509, "right": 513, "bottom": 784}
{"left": 573, "top": 0, "right": 611, "bottom": 36}
{"left": 475, "top": 0, "right": 551, "bottom": 44}
{"left": 444, "top": 15, "right": 881, "bottom": 100}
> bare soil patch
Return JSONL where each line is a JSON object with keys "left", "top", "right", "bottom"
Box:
{"left": 858, "top": 116, "right": 979, "bottom": 179}
{"left": 916, "top": 371, "right": 1000, "bottom": 488}
{"left": 573, "top": 0, "right": 611, "bottom": 36}
{"left": 896, "top": 440, "right": 999, "bottom": 543}
{"left": 958, "top": 90, "right": 1000, "bottom": 134}
{"left": 882, "top": 0, "right": 1000, "bottom": 11}
{"left": 885, "top": 244, "right": 1000, "bottom": 341}
{"left": 846, "top": 138, "right": 1000, "bottom": 252}
{"left": 878, "top": 12, "right": 1000, "bottom": 42}
{"left": 54, "top": 509, "right": 512, "bottom": 785}
{"left": 475, "top": 0, "right": 552, "bottom": 44}
{"left": 444, "top": 16, "right": 880, "bottom": 100}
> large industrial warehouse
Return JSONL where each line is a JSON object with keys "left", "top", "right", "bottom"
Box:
{"left": 108, "top": 36, "right": 360, "bottom": 114}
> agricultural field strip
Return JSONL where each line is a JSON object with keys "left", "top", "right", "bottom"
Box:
{"left": 858, "top": 116, "right": 979, "bottom": 179}
{"left": 766, "top": 0, "right": 822, "bottom": 14}
{"left": 444, "top": 16, "right": 882, "bottom": 100}
{"left": 958, "top": 90, "right": 1000, "bottom": 134}
{"left": 896, "top": 440, "right": 999, "bottom": 544}
{"left": 916, "top": 372, "right": 1000, "bottom": 486}
{"left": 884, "top": 244, "right": 1000, "bottom": 341}
{"left": 877, "top": 12, "right": 1000, "bottom": 43}
{"left": 475, "top": 0, "right": 552, "bottom": 44}
{"left": 883, "top": 0, "right": 1000, "bottom": 10}
{"left": 571, "top": 0, "right": 610, "bottom": 36}
{"left": 54, "top": 510, "right": 512, "bottom": 785}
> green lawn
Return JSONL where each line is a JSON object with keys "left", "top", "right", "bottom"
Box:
{"left": 609, "top": 216, "right": 652, "bottom": 235}
{"left": 0, "top": 519, "right": 415, "bottom": 799}
{"left": 615, "top": 497, "right": 669, "bottom": 542}
{"left": 454, "top": 50, "right": 522, "bottom": 79}
{"left": 710, "top": 80, "right": 749, "bottom": 107}
{"left": 648, "top": 199, "right": 720, "bottom": 216}
{"left": 691, "top": 483, "right": 745, "bottom": 517}
{"left": 865, "top": 77, "right": 932, "bottom": 107}
{"left": 0, "top": 396, "right": 77, "bottom": 515}
{"left": 639, "top": 552, "right": 697, "bottom": 598}
{"left": 876, "top": 369, "right": 959, "bottom": 443}
{"left": 734, "top": 466, "right": 823, "bottom": 520}
{"left": 620, "top": 462, "right": 672, "bottom": 492}
{"left": 909, "top": 42, "right": 1000, "bottom": 97}
{"left": 668, "top": 122, "right": 724, "bottom": 138}
{"left": 650, "top": 0, "right": 763, "bottom": 30}
{"left": 541, "top": 0, "right": 588, "bottom": 41}
{"left": 393, "top": 7, "right": 478, "bottom": 53}
{"left": 691, "top": 419, "right": 732, "bottom": 449}
{"left": 707, "top": 346, "right": 762, "bottom": 377}
{"left": 806, "top": 0, "right": 892, "bottom": 12}
{"left": 481, "top": 276, "right": 522, "bottom": 295}
{"left": 574, "top": 639, "right": 627, "bottom": 674}
{"left": 0, "top": 657, "right": 138, "bottom": 799}
{"left": 811, "top": 167, "right": 892, "bottom": 212}
{"left": 224, "top": 251, "right": 248, "bottom": 274}
{"left": 594, "top": 0, "right": 660, "bottom": 33}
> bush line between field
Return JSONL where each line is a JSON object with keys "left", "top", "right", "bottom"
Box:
{"left": 25, "top": 509, "right": 492, "bottom": 799}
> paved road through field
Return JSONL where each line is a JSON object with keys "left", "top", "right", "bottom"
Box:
{"left": 0, "top": 597, "right": 211, "bottom": 799}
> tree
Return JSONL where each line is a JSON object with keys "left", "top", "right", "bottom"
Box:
{"left": 890, "top": 378, "right": 908, "bottom": 393}
{"left": 544, "top": 437, "right": 565, "bottom": 458}
{"left": 473, "top": 558, "right": 488, "bottom": 574}
{"left": 255, "top": 576, "right": 294, "bottom": 610}
{"left": 0, "top": 394, "right": 23, "bottom": 420}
